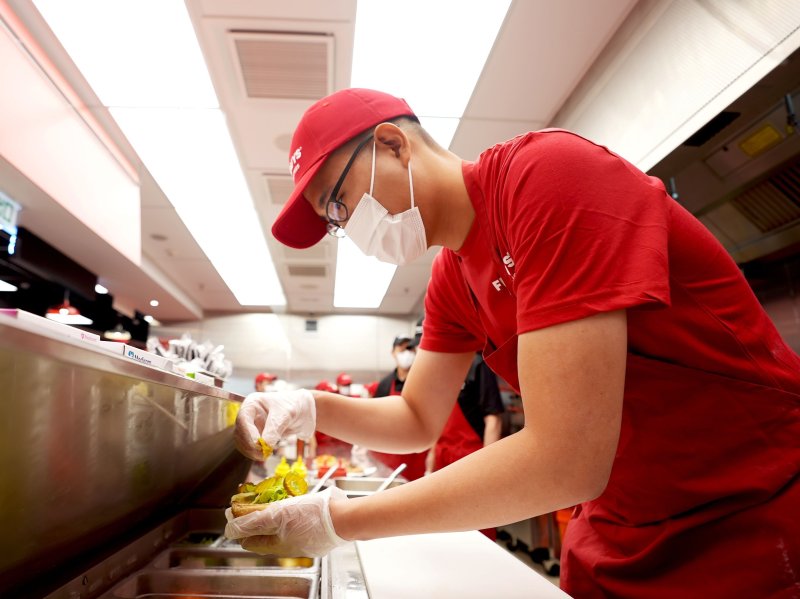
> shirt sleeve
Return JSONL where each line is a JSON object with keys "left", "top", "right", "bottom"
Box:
{"left": 501, "top": 131, "right": 671, "bottom": 334}
{"left": 420, "top": 250, "right": 485, "bottom": 354}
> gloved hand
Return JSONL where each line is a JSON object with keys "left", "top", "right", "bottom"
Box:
{"left": 234, "top": 389, "right": 316, "bottom": 460}
{"left": 224, "top": 487, "right": 349, "bottom": 557}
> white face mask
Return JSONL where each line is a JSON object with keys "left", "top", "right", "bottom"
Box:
{"left": 396, "top": 349, "right": 416, "bottom": 370}
{"left": 345, "top": 142, "right": 428, "bottom": 266}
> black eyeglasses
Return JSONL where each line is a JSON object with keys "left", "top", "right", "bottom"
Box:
{"left": 325, "top": 135, "right": 373, "bottom": 237}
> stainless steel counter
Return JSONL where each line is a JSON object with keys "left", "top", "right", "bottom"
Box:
{"left": 40, "top": 507, "right": 367, "bottom": 599}
{"left": 0, "top": 315, "right": 245, "bottom": 597}
{"left": 0, "top": 315, "right": 563, "bottom": 598}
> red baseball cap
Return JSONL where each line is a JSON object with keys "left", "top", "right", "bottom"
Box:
{"left": 255, "top": 372, "right": 277, "bottom": 384}
{"left": 315, "top": 380, "right": 337, "bottom": 393}
{"left": 272, "top": 88, "right": 416, "bottom": 249}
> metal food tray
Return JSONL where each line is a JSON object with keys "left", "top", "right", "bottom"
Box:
{"left": 97, "top": 512, "right": 321, "bottom": 599}
{"left": 102, "top": 569, "right": 318, "bottom": 599}
{"left": 329, "top": 476, "right": 405, "bottom": 497}
{"left": 150, "top": 547, "right": 318, "bottom": 572}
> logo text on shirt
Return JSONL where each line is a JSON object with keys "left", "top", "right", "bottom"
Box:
{"left": 502, "top": 252, "right": 515, "bottom": 277}
{"left": 492, "top": 277, "right": 505, "bottom": 292}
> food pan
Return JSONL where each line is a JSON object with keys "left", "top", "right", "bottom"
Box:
{"left": 105, "top": 570, "right": 318, "bottom": 599}
{"left": 331, "top": 476, "right": 404, "bottom": 497}
{"left": 150, "top": 547, "right": 318, "bottom": 571}
{"left": 171, "top": 530, "right": 223, "bottom": 547}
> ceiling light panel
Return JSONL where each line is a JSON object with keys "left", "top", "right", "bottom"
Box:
{"left": 334, "top": 237, "right": 395, "bottom": 309}
{"left": 34, "top": 0, "right": 217, "bottom": 108}
{"left": 351, "top": 0, "right": 511, "bottom": 148}
{"left": 111, "top": 106, "right": 285, "bottom": 306}
{"left": 35, "top": 0, "right": 286, "bottom": 307}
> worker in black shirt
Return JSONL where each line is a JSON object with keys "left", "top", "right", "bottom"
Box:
{"left": 371, "top": 335, "right": 429, "bottom": 479}
{"left": 434, "top": 352, "right": 505, "bottom": 540}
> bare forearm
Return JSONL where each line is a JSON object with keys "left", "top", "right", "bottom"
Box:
{"left": 483, "top": 414, "right": 502, "bottom": 446}
{"left": 312, "top": 390, "right": 434, "bottom": 452}
{"left": 330, "top": 427, "right": 593, "bottom": 540}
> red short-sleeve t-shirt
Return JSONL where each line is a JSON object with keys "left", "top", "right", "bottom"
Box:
{"left": 420, "top": 129, "right": 800, "bottom": 393}
{"left": 419, "top": 129, "right": 800, "bottom": 597}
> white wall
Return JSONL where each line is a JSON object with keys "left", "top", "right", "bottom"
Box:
{"left": 552, "top": 0, "right": 800, "bottom": 171}
{"left": 153, "top": 312, "right": 419, "bottom": 395}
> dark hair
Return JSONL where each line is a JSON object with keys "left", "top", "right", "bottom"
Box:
{"left": 392, "top": 335, "right": 415, "bottom": 348}
{"left": 392, "top": 116, "right": 441, "bottom": 150}
{"left": 342, "top": 115, "right": 441, "bottom": 156}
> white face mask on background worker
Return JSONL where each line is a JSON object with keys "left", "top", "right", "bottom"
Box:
{"left": 345, "top": 142, "right": 428, "bottom": 266}
{"left": 395, "top": 349, "right": 416, "bottom": 370}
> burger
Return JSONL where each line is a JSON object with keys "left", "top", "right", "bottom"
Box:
{"left": 230, "top": 472, "right": 308, "bottom": 518}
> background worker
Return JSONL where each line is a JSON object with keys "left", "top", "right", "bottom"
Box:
{"left": 433, "top": 350, "right": 504, "bottom": 540}
{"left": 335, "top": 373, "right": 359, "bottom": 397}
{"left": 370, "top": 335, "right": 429, "bottom": 480}
{"left": 254, "top": 372, "right": 277, "bottom": 392}
{"left": 229, "top": 88, "right": 800, "bottom": 598}
{"left": 433, "top": 351, "right": 504, "bottom": 471}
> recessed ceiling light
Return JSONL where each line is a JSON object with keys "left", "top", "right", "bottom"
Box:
{"left": 150, "top": 299, "right": 159, "bottom": 307}
{"left": 144, "top": 314, "right": 161, "bottom": 326}
{"left": 95, "top": 283, "right": 108, "bottom": 294}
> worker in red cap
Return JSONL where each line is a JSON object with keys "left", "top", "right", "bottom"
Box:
{"left": 335, "top": 373, "right": 354, "bottom": 397}
{"left": 228, "top": 88, "right": 800, "bottom": 598}
{"left": 254, "top": 372, "right": 277, "bottom": 392}
{"left": 315, "top": 380, "right": 337, "bottom": 394}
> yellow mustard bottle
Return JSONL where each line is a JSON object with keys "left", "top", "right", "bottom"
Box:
{"left": 290, "top": 455, "right": 308, "bottom": 479}
{"left": 275, "top": 456, "right": 290, "bottom": 477}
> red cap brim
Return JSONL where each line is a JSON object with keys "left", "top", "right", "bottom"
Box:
{"left": 271, "top": 159, "right": 328, "bottom": 249}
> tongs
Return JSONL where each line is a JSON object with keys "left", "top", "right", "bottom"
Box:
{"left": 375, "top": 463, "right": 407, "bottom": 493}
{"left": 310, "top": 461, "right": 339, "bottom": 494}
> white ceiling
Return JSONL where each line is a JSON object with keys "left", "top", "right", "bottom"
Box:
{"left": 2, "top": 0, "right": 637, "bottom": 323}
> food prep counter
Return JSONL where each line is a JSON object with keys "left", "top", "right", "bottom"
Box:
{"left": 1, "top": 314, "right": 569, "bottom": 598}
{"left": 0, "top": 313, "right": 247, "bottom": 597}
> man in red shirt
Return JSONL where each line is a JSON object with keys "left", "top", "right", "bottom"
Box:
{"left": 228, "top": 89, "right": 800, "bottom": 597}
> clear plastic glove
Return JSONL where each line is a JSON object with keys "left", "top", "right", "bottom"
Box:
{"left": 234, "top": 389, "right": 316, "bottom": 460}
{"left": 224, "top": 487, "right": 349, "bottom": 557}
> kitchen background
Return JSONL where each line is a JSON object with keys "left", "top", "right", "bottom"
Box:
{"left": 1, "top": 0, "right": 800, "bottom": 396}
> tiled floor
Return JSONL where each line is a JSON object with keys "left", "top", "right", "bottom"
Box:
{"left": 496, "top": 521, "right": 561, "bottom": 588}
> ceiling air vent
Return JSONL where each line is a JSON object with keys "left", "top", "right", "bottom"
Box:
{"left": 230, "top": 31, "right": 333, "bottom": 100}
{"left": 284, "top": 243, "right": 328, "bottom": 261}
{"left": 731, "top": 158, "right": 800, "bottom": 233}
{"left": 264, "top": 175, "right": 294, "bottom": 205}
{"left": 287, "top": 264, "right": 327, "bottom": 277}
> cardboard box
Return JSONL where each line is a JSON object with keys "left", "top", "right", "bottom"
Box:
{"left": 94, "top": 340, "right": 172, "bottom": 371}
{"left": 0, "top": 308, "right": 100, "bottom": 342}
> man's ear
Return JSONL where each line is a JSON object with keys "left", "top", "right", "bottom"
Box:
{"left": 374, "top": 122, "right": 410, "bottom": 165}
